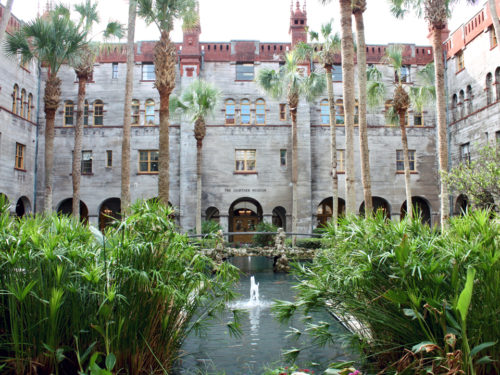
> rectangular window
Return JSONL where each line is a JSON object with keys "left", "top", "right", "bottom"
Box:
{"left": 396, "top": 150, "right": 416, "bottom": 172}
{"left": 235, "top": 149, "right": 256, "bottom": 172}
{"left": 332, "top": 64, "right": 342, "bottom": 81}
{"left": 112, "top": 63, "right": 118, "bottom": 79}
{"left": 236, "top": 63, "right": 254, "bottom": 81}
{"left": 397, "top": 65, "right": 411, "bottom": 83}
{"left": 142, "top": 63, "right": 155, "bottom": 81}
{"left": 280, "top": 149, "right": 287, "bottom": 167}
{"left": 139, "top": 150, "right": 159, "bottom": 173}
{"left": 106, "top": 150, "right": 112, "bottom": 168}
{"left": 337, "top": 149, "right": 345, "bottom": 173}
{"left": 414, "top": 112, "right": 423, "bottom": 126}
{"left": 279, "top": 104, "right": 287, "bottom": 121}
{"left": 456, "top": 51, "right": 465, "bottom": 71}
{"left": 81, "top": 150, "right": 92, "bottom": 174}
{"left": 490, "top": 27, "right": 498, "bottom": 49}
{"left": 460, "top": 143, "right": 470, "bottom": 164}
{"left": 15, "top": 143, "right": 25, "bottom": 170}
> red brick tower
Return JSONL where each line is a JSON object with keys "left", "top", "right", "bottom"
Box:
{"left": 180, "top": 5, "right": 202, "bottom": 77}
{"left": 289, "top": 0, "right": 308, "bottom": 48}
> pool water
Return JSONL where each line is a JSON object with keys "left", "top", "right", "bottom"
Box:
{"left": 175, "top": 256, "right": 355, "bottom": 375}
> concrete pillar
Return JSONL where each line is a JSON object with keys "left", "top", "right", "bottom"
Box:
{"left": 220, "top": 214, "right": 229, "bottom": 233}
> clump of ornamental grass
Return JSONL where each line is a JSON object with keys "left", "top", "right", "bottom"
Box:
{"left": 273, "top": 210, "right": 499, "bottom": 375}
{"left": 0, "top": 200, "right": 240, "bottom": 374}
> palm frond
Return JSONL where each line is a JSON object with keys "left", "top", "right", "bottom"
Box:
{"left": 366, "top": 65, "right": 386, "bottom": 108}
{"left": 256, "top": 68, "right": 283, "bottom": 99}
{"left": 303, "top": 71, "right": 326, "bottom": 102}
{"left": 103, "top": 22, "right": 125, "bottom": 41}
{"left": 384, "top": 44, "right": 403, "bottom": 79}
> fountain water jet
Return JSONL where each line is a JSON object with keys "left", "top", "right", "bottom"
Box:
{"left": 250, "top": 276, "right": 259, "bottom": 303}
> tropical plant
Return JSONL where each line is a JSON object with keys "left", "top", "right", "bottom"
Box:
{"left": 256, "top": 50, "right": 325, "bottom": 243}
{"left": 5, "top": 9, "right": 86, "bottom": 213}
{"left": 367, "top": 46, "right": 435, "bottom": 220}
{"left": 170, "top": 79, "right": 220, "bottom": 235}
{"left": 137, "top": 0, "right": 197, "bottom": 206}
{"left": 0, "top": 200, "right": 240, "bottom": 374}
{"left": 0, "top": 0, "right": 14, "bottom": 41}
{"left": 296, "top": 20, "right": 343, "bottom": 226}
{"left": 389, "top": 0, "right": 479, "bottom": 229}
{"left": 121, "top": 0, "right": 137, "bottom": 213}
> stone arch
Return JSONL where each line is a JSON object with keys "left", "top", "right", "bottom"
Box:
{"left": 359, "top": 196, "right": 391, "bottom": 219}
{"left": 15, "top": 196, "right": 31, "bottom": 218}
{"left": 455, "top": 194, "right": 469, "bottom": 215}
{"left": 400, "top": 196, "right": 431, "bottom": 225}
{"left": 272, "top": 206, "right": 287, "bottom": 229}
{"left": 99, "top": 198, "right": 121, "bottom": 231}
{"left": 486, "top": 73, "right": 493, "bottom": 105}
{"left": 316, "top": 197, "right": 346, "bottom": 227}
{"left": 205, "top": 206, "right": 220, "bottom": 223}
{"left": 57, "top": 198, "right": 89, "bottom": 223}
{"left": 495, "top": 67, "right": 500, "bottom": 101}
{"left": 228, "top": 197, "right": 263, "bottom": 243}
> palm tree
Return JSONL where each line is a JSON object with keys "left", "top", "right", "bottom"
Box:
{"left": 390, "top": 0, "right": 478, "bottom": 228}
{"left": 121, "top": 0, "right": 137, "bottom": 214}
{"left": 257, "top": 50, "right": 325, "bottom": 242}
{"left": 367, "top": 46, "right": 435, "bottom": 220}
{"left": 297, "top": 20, "right": 343, "bottom": 226}
{"left": 170, "top": 80, "right": 219, "bottom": 235}
{"left": 5, "top": 10, "right": 86, "bottom": 213}
{"left": 67, "top": 1, "right": 124, "bottom": 219}
{"left": 0, "top": 0, "right": 14, "bottom": 41}
{"left": 137, "top": 0, "right": 197, "bottom": 206}
{"left": 352, "top": 0, "right": 373, "bottom": 216}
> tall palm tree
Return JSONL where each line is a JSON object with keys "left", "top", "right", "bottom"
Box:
{"left": 257, "top": 50, "right": 325, "bottom": 242}
{"left": 5, "top": 10, "right": 86, "bottom": 213}
{"left": 367, "top": 46, "right": 435, "bottom": 220}
{"left": 121, "top": 0, "right": 137, "bottom": 214}
{"left": 170, "top": 80, "right": 219, "bottom": 235}
{"left": 352, "top": 0, "right": 373, "bottom": 216}
{"left": 67, "top": 1, "right": 123, "bottom": 219}
{"left": 390, "top": 0, "right": 477, "bottom": 228}
{"left": 0, "top": 0, "right": 14, "bottom": 41}
{"left": 297, "top": 20, "right": 343, "bottom": 226}
{"left": 137, "top": 0, "right": 197, "bottom": 206}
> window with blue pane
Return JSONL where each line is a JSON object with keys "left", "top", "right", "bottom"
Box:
{"left": 320, "top": 99, "right": 330, "bottom": 125}
{"left": 332, "top": 64, "right": 342, "bottom": 81}
{"left": 240, "top": 99, "right": 251, "bottom": 125}
{"left": 255, "top": 99, "right": 266, "bottom": 125}
{"left": 225, "top": 99, "right": 235, "bottom": 124}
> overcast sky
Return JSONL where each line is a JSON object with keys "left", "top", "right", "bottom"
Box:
{"left": 8, "top": 0, "right": 486, "bottom": 45}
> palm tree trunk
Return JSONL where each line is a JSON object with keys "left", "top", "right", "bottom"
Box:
{"left": 399, "top": 109, "right": 413, "bottom": 219}
{"left": 326, "top": 66, "right": 339, "bottom": 226}
{"left": 0, "top": 0, "right": 14, "bottom": 41}
{"left": 159, "top": 94, "right": 171, "bottom": 206}
{"left": 42, "top": 75, "right": 62, "bottom": 213}
{"left": 354, "top": 9, "right": 373, "bottom": 216}
{"left": 289, "top": 97, "right": 299, "bottom": 246}
{"left": 196, "top": 142, "right": 202, "bottom": 235}
{"left": 121, "top": 0, "right": 136, "bottom": 213}
{"left": 339, "top": 0, "right": 356, "bottom": 214}
{"left": 489, "top": 0, "right": 500, "bottom": 51}
{"left": 72, "top": 75, "right": 87, "bottom": 218}
{"left": 432, "top": 26, "right": 449, "bottom": 228}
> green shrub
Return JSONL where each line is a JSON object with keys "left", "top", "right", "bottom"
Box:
{"left": 295, "top": 237, "right": 323, "bottom": 249}
{"left": 274, "top": 211, "right": 500, "bottom": 374}
{"left": 0, "top": 200, "right": 240, "bottom": 374}
{"left": 202, "top": 220, "right": 222, "bottom": 235}
{"left": 252, "top": 222, "right": 277, "bottom": 247}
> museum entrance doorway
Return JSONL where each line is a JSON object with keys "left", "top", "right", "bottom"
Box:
{"left": 229, "top": 198, "right": 263, "bottom": 244}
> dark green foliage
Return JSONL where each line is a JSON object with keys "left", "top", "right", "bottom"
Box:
{"left": 251, "top": 222, "right": 278, "bottom": 247}
{"left": 295, "top": 238, "right": 323, "bottom": 249}
{"left": 276, "top": 212, "right": 499, "bottom": 374}
{"left": 0, "top": 200, "right": 240, "bottom": 374}
{"left": 202, "top": 220, "right": 222, "bottom": 235}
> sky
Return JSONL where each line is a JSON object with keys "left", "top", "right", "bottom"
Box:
{"left": 7, "top": 0, "right": 486, "bottom": 46}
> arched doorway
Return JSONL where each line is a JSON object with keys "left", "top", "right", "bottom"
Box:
{"left": 272, "top": 206, "right": 286, "bottom": 229}
{"left": 400, "top": 196, "right": 431, "bottom": 225}
{"left": 316, "top": 197, "right": 346, "bottom": 227}
{"left": 15, "top": 196, "right": 31, "bottom": 218}
{"left": 455, "top": 194, "right": 469, "bottom": 215}
{"left": 206, "top": 206, "right": 220, "bottom": 223}
{"left": 359, "top": 197, "right": 391, "bottom": 219}
{"left": 99, "top": 198, "right": 121, "bottom": 231}
{"left": 229, "top": 198, "right": 263, "bottom": 243}
{"left": 57, "top": 198, "right": 89, "bottom": 223}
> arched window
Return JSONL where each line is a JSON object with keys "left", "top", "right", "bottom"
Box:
{"left": 145, "top": 99, "right": 155, "bottom": 125}
{"left": 335, "top": 99, "right": 344, "bottom": 125}
{"left": 27, "top": 94, "right": 33, "bottom": 121}
{"left": 225, "top": 99, "right": 235, "bottom": 125}
{"left": 20, "top": 89, "right": 26, "bottom": 118}
{"left": 12, "top": 84, "right": 19, "bottom": 114}
{"left": 255, "top": 99, "right": 266, "bottom": 125}
{"left": 466, "top": 85, "right": 473, "bottom": 115}
{"left": 64, "top": 101, "right": 74, "bottom": 126}
{"left": 459, "top": 90, "right": 465, "bottom": 118}
{"left": 131, "top": 99, "right": 140, "bottom": 125}
{"left": 240, "top": 99, "right": 251, "bottom": 125}
{"left": 320, "top": 99, "right": 330, "bottom": 125}
{"left": 451, "top": 94, "right": 458, "bottom": 121}
{"left": 486, "top": 73, "right": 493, "bottom": 105}
{"left": 93, "top": 100, "right": 104, "bottom": 125}
{"left": 495, "top": 67, "right": 500, "bottom": 101}
{"left": 84, "top": 100, "right": 89, "bottom": 125}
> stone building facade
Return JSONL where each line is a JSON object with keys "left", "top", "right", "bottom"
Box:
{"left": 0, "top": 1, "right": 498, "bottom": 236}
